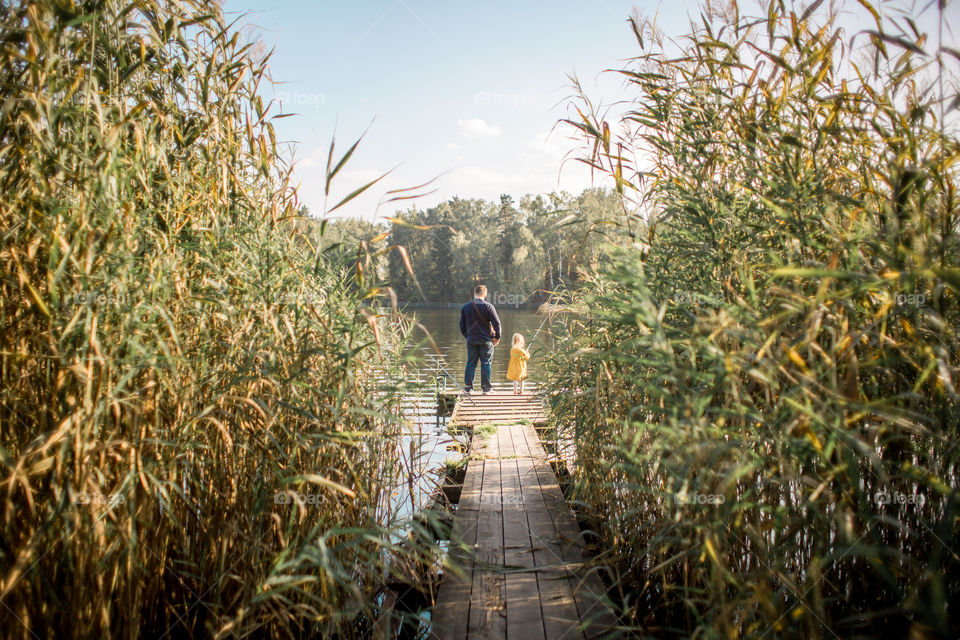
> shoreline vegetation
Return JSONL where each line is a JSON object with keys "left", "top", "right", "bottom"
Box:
{"left": 543, "top": 1, "right": 960, "bottom": 638}
{"left": 0, "top": 1, "right": 435, "bottom": 637}
{"left": 1, "top": 0, "right": 958, "bottom": 639}
{"left": 318, "top": 188, "right": 630, "bottom": 308}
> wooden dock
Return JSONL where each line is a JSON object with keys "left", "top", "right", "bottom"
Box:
{"left": 432, "top": 392, "right": 621, "bottom": 639}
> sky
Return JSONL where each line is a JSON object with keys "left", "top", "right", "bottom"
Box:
{"left": 222, "top": 0, "right": 959, "bottom": 222}
{"left": 221, "top": 0, "right": 699, "bottom": 220}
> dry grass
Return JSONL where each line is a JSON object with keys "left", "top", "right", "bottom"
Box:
{"left": 0, "top": 1, "right": 429, "bottom": 637}
{"left": 548, "top": 1, "right": 960, "bottom": 638}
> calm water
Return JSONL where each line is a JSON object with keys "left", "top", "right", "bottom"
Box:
{"left": 408, "top": 308, "right": 551, "bottom": 391}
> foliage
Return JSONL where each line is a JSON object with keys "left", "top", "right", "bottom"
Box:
{"left": 547, "top": 1, "right": 960, "bottom": 638}
{"left": 384, "top": 189, "right": 627, "bottom": 304}
{"left": 308, "top": 215, "right": 391, "bottom": 282}
{"left": 0, "top": 1, "right": 426, "bottom": 637}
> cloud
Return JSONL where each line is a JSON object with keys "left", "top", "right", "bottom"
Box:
{"left": 294, "top": 145, "right": 330, "bottom": 170}
{"left": 434, "top": 129, "right": 597, "bottom": 201}
{"left": 457, "top": 118, "right": 501, "bottom": 139}
{"left": 288, "top": 126, "right": 601, "bottom": 221}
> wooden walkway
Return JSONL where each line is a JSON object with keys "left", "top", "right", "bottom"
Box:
{"left": 432, "top": 393, "right": 621, "bottom": 640}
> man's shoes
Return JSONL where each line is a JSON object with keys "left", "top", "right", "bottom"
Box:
{"left": 463, "top": 389, "right": 472, "bottom": 395}
{"left": 482, "top": 390, "right": 492, "bottom": 395}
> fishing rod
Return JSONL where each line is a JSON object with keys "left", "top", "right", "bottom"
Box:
{"left": 528, "top": 310, "right": 551, "bottom": 349}
{"left": 428, "top": 352, "right": 477, "bottom": 405}
{"left": 527, "top": 291, "right": 560, "bottom": 350}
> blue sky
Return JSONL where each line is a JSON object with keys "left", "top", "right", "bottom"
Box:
{"left": 222, "top": 0, "right": 698, "bottom": 219}
{"left": 223, "top": 0, "right": 958, "bottom": 221}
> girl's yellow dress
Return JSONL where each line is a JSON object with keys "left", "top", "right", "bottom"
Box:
{"left": 507, "top": 346, "right": 530, "bottom": 381}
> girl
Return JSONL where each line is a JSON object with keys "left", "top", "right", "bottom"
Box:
{"left": 506, "top": 333, "right": 531, "bottom": 394}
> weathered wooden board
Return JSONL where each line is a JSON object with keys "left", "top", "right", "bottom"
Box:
{"left": 448, "top": 392, "right": 548, "bottom": 429}
{"left": 431, "top": 394, "right": 623, "bottom": 640}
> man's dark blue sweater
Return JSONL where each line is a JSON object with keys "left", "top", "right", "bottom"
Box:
{"left": 459, "top": 297, "right": 501, "bottom": 343}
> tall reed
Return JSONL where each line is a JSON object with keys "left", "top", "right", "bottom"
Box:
{"left": 0, "top": 1, "right": 424, "bottom": 637}
{"left": 549, "top": 1, "right": 959, "bottom": 637}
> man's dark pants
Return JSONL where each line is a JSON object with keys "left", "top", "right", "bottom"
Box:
{"left": 464, "top": 340, "right": 494, "bottom": 392}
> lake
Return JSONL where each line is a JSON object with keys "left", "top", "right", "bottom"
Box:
{"left": 408, "top": 307, "right": 550, "bottom": 391}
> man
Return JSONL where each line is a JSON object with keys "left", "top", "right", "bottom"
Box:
{"left": 458, "top": 284, "right": 501, "bottom": 394}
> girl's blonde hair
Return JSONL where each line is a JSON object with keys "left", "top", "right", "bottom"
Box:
{"left": 512, "top": 333, "right": 525, "bottom": 347}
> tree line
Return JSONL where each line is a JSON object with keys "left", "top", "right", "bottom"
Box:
{"left": 310, "top": 187, "right": 627, "bottom": 306}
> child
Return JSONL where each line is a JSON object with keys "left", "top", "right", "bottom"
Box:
{"left": 506, "top": 333, "right": 531, "bottom": 394}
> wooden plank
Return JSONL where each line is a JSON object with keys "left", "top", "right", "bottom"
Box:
{"left": 455, "top": 410, "right": 540, "bottom": 416}
{"left": 459, "top": 402, "right": 543, "bottom": 416}
{"left": 456, "top": 414, "right": 545, "bottom": 418}
{"left": 431, "top": 432, "right": 485, "bottom": 640}
{"left": 510, "top": 423, "right": 534, "bottom": 457}
{"left": 455, "top": 412, "right": 545, "bottom": 418}
{"left": 431, "top": 526, "right": 477, "bottom": 638}
{"left": 456, "top": 419, "right": 547, "bottom": 423}
{"left": 449, "top": 394, "right": 547, "bottom": 429}
{"left": 456, "top": 410, "right": 543, "bottom": 414}
{"left": 448, "top": 394, "right": 463, "bottom": 428}
{"left": 498, "top": 425, "right": 515, "bottom": 458}
{"left": 457, "top": 401, "right": 540, "bottom": 406}
{"left": 467, "top": 400, "right": 539, "bottom": 404}
{"left": 490, "top": 421, "right": 581, "bottom": 640}
{"left": 501, "top": 451, "right": 546, "bottom": 640}
{"left": 467, "top": 455, "right": 506, "bottom": 639}
{"left": 455, "top": 413, "right": 545, "bottom": 418}
{"left": 518, "top": 453, "right": 582, "bottom": 640}
{"left": 457, "top": 397, "right": 538, "bottom": 402}
{"left": 456, "top": 415, "right": 546, "bottom": 419}
{"left": 456, "top": 410, "right": 543, "bottom": 416}
{"left": 535, "top": 464, "right": 620, "bottom": 638}
{"left": 523, "top": 428, "right": 621, "bottom": 639}
{"left": 456, "top": 405, "right": 542, "bottom": 411}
